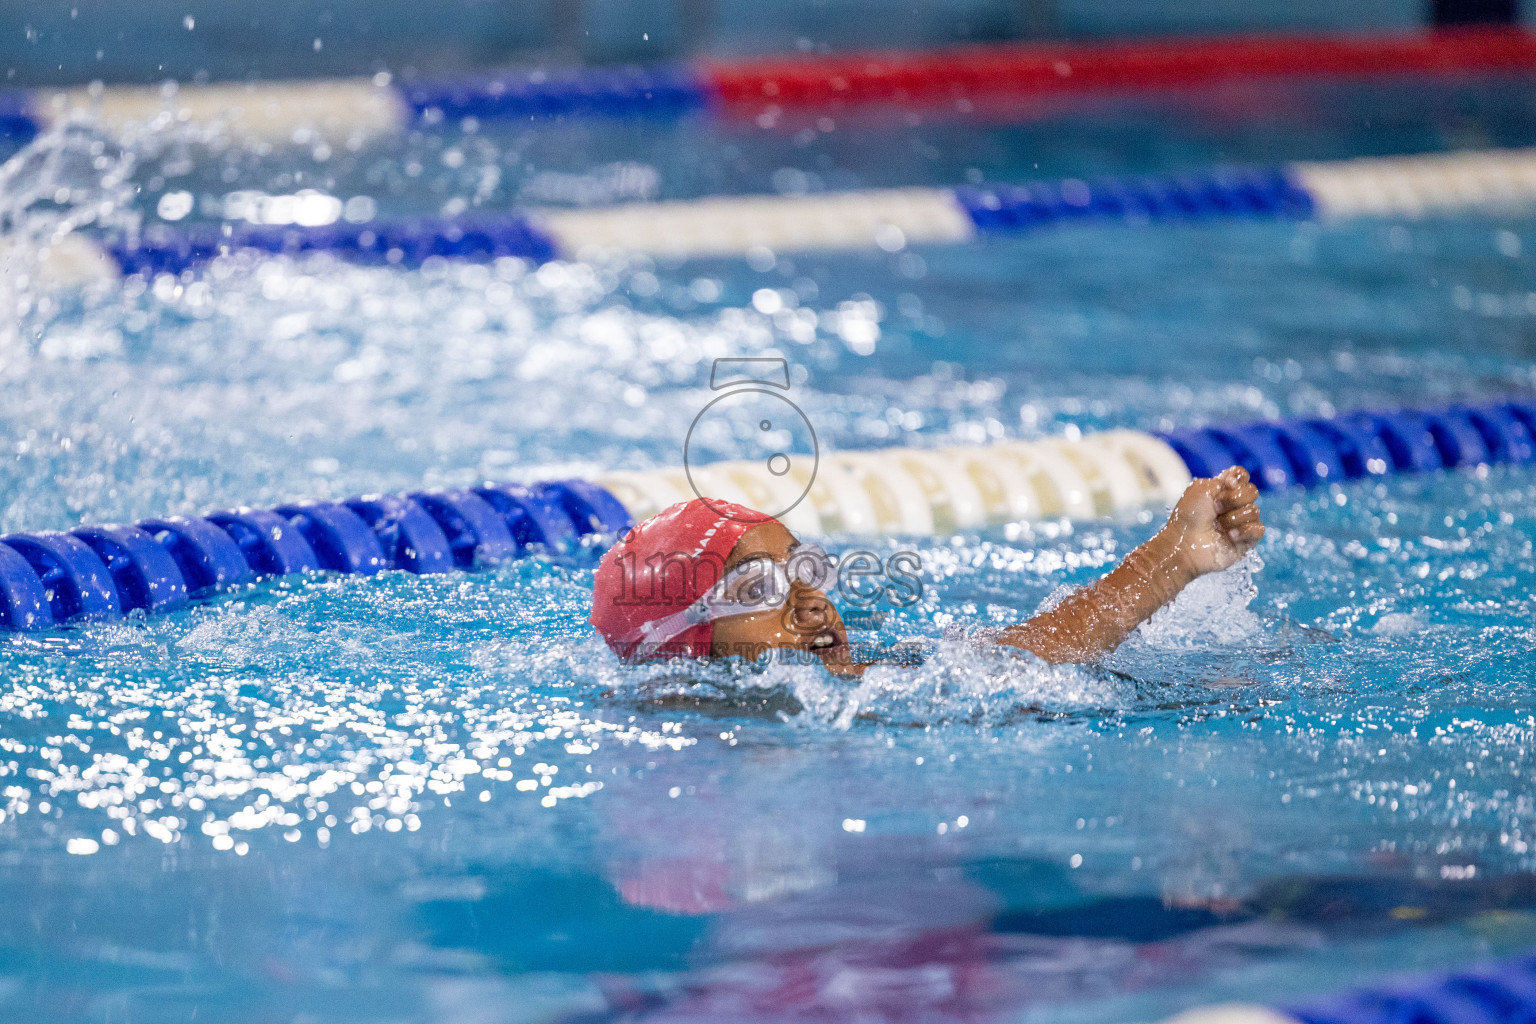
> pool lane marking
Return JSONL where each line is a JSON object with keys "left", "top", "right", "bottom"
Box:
{"left": 4, "top": 400, "right": 1536, "bottom": 629}
{"left": 538, "top": 187, "right": 975, "bottom": 260}
{"left": 25, "top": 79, "right": 410, "bottom": 146}
{"left": 8, "top": 26, "right": 1536, "bottom": 143}
{"left": 0, "top": 431, "right": 1190, "bottom": 630}
{"left": 1157, "top": 1007, "right": 1299, "bottom": 1024}
{"left": 66, "top": 148, "right": 1536, "bottom": 277}
{"left": 1293, "top": 147, "right": 1536, "bottom": 218}
{"left": 1162, "top": 947, "right": 1536, "bottom": 1024}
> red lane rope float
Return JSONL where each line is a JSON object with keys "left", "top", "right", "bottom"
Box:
{"left": 13, "top": 28, "right": 1536, "bottom": 146}
{"left": 704, "top": 26, "right": 1536, "bottom": 113}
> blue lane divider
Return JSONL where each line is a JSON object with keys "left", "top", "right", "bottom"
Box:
{"left": 102, "top": 162, "right": 1314, "bottom": 276}
{"left": 1458, "top": 405, "right": 1534, "bottom": 464}
{"left": 137, "top": 517, "right": 255, "bottom": 596}
{"left": 1271, "top": 421, "right": 1346, "bottom": 488}
{"left": 73, "top": 525, "right": 189, "bottom": 614}
{"left": 0, "top": 90, "right": 36, "bottom": 144}
{"left": 953, "top": 166, "right": 1314, "bottom": 231}
{"left": 108, "top": 216, "right": 559, "bottom": 277}
{"left": 1159, "top": 429, "right": 1239, "bottom": 480}
{"left": 472, "top": 484, "right": 579, "bottom": 551}
{"left": 543, "top": 479, "right": 635, "bottom": 537}
{"left": 406, "top": 491, "right": 517, "bottom": 570}
{"left": 1354, "top": 412, "right": 1444, "bottom": 474}
{"left": 274, "top": 503, "right": 388, "bottom": 575}
{"left": 1293, "top": 418, "right": 1392, "bottom": 481}
{"left": 400, "top": 65, "right": 708, "bottom": 123}
{"left": 1217, "top": 425, "right": 1299, "bottom": 490}
{"left": 0, "top": 533, "right": 121, "bottom": 623}
{"left": 10, "top": 31, "right": 1536, "bottom": 147}
{"left": 0, "top": 542, "right": 51, "bottom": 630}
{"left": 0, "top": 481, "right": 632, "bottom": 632}
{"left": 1284, "top": 951, "right": 1536, "bottom": 1024}
{"left": 2, "top": 398, "right": 1533, "bottom": 633}
{"left": 1429, "top": 408, "right": 1494, "bottom": 467}
{"left": 206, "top": 509, "right": 322, "bottom": 577}
{"left": 342, "top": 495, "right": 455, "bottom": 575}
{"left": 1157, "top": 399, "right": 1536, "bottom": 493}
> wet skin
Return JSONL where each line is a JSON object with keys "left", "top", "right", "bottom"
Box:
{"left": 708, "top": 519, "right": 858, "bottom": 674}
{"left": 709, "top": 466, "right": 1264, "bottom": 676}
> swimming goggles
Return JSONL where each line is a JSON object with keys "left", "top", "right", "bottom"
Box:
{"left": 620, "top": 542, "right": 834, "bottom": 649}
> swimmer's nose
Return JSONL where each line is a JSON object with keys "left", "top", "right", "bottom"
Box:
{"left": 784, "top": 581, "right": 836, "bottom": 636}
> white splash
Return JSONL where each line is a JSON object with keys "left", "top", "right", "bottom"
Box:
{"left": 0, "top": 117, "right": 138, "bottom": 358}
{"left": 1132, "top": 552, "right": 1264, "bottom": 648}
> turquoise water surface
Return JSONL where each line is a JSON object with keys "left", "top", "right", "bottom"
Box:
{"left": 1, "top": 77, "right": 1536, "bottom": 1022}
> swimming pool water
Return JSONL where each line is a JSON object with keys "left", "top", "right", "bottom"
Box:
{"left": 2, "top": 76, "right": 1536, "bottom": 1023}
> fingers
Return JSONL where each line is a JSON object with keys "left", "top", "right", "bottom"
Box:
{"left": 1226, "top": 521, "right": 1266, "bottom": 549}
{"left": 1216, "top": 503, "right": 1261, "bottom": 529}
{"left": 1218, "top": 493, "right": 1264, "bottom": 542}
{"left": 1216, "top": 465, "right": 1249, "bottom": 489}
{"left": 1178, "top": 465, "right": 1259, "bottom": 521}
{"left": 1213, "top": 465, "right": 1259, "bottom": 513}
{"left": 1213, "top": 468, "right": 1264, "bottom": 550}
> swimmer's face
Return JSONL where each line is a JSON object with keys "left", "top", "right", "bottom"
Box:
{"left": 709, "top": 521, "right": 853, "bottom": 672}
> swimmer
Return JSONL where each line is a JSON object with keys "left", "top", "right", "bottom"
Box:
{"left": 590, "top": 466, "right": 1264, "bottom": 674}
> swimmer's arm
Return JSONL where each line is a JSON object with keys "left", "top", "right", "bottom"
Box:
{"left": 995, "top": 466, "right": 1264, "bottom": 665}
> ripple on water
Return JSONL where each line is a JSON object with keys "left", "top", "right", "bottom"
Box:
{"left": 5, "top": 95, "right": 1536, "bottom": 1021}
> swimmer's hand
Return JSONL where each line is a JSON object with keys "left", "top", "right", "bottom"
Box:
{"left": 995, "top": 465, "right": 1264, "bottom": 665}
{"left": 1157, "top": 466, "right": 1265, "bottom": 578}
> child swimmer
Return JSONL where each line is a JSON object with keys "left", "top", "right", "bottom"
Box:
{"left": 590, "top": 466, "right": 1264, "bottom": 674}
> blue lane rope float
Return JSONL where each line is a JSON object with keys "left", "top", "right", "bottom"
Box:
{"left": 1159, "top": 401, "right": 1536, "bottom": 492}
{"left": 398, "top": 65, "right": 708, "bottom": 124}
{"left": 1, "top": 399, "right": 1533, "bottom": 632}
{"left": 952, "top": 166, "right": 1315, "bottom": 229}
{"left": 0, "top": 481, "right": 633, "bottom": 632}
{"left": 58, "top": 147, "right": 1536, "bottom": 279}
{"left": 1159, "top": 949, "right": 1536, "bottom": 1024}
{"left": 105, "top": 216, "right": 560, "bottom": 277}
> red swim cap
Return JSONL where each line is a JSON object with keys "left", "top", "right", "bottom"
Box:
{"left": 591, "top": 497, "right": 776, "bottom": 660}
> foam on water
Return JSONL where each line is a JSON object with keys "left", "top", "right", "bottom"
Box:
{"left": 1136, "top": 555, "right": 1263, "bottom": 645}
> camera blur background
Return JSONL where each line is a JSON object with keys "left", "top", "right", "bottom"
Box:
{"left": 2, "top": 0, "right": 1522, "bottom": 85}
{"left": 5, "top": 2, "right": 1536, "bottom": 1024}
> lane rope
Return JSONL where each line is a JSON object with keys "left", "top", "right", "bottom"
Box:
{"left": 2, "top": 398, "right": 1532, "bottom": 631}
{"left": 4, "top": 27, "right": 1534, "bottom": 144}
{"left": 1158, "top": 950, "right": 1536, "bottom": 1024}
{"left": 75, "top": 148, "right": 1536, "bottom": 279}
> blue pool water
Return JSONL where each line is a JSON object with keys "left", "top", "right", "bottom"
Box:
{"left": 3, "top": 77, "right": 1536, "bottom": 1022}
